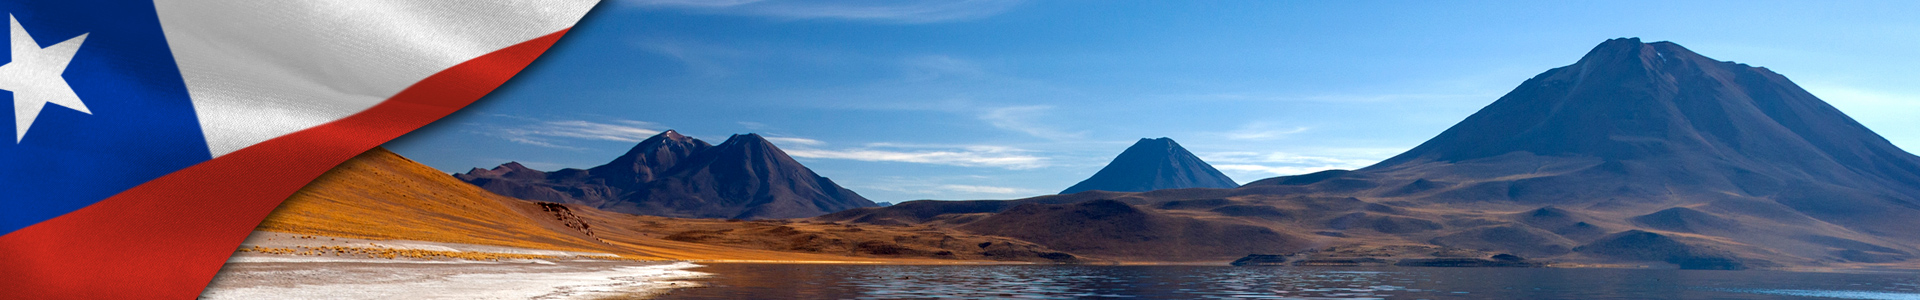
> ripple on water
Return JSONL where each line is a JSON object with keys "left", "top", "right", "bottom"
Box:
{"left": 1718, "top": 289, "right": 1920, "bottom": 300}
{"left": 662, "top": 264, "right": 1920, "bottom": 300}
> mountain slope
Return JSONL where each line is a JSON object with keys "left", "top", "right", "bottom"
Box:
{"left": 259, "top": 148, "right": 615, "bottom": 252}
{"left": 457, "top": 131, "right": 877, "bottom": 219}
{"left": 456, "top": 130, "right": 710, "bottom": 209}
{"left": 825, "top": 39, "right": 1920, "bottom": 269}
{"left": 1061, "top": 137, "right": 1238, "bottom": 194}
{"left": 260, "top": 147, "right": 1079, "bottom": 263}
{"left": 1358, "top": 38, "right": 1920, "bottom": 207}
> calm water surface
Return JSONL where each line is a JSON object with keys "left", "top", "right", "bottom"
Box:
{"left": 657, "top": 264, "right": 1920, "bottom": 299}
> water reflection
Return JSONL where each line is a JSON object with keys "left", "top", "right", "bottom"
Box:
{"left": 659, "top": 264, "right": 1920, "bottom": 299}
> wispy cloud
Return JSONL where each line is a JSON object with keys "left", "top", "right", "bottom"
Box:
{"left": 935, "top": 184, "right": 1033, "bottom": 194}
{"left": 1219, "top": 122, "right": 1311, "bottom": 140}
{"left": 635, "top": 39, "right": 742, "bottom": 78}
{"left": 1199, "top": 151, "right": 1381, "bottom": 179}
{"left": 763, "top": 136, "right": 825, "bottom": 146}
{"left": 622, "top": 0, "right": 1025, "bottom": 23}
{"left": 901, "top": 55, "right": 987, "bottom": 81}
{"left": 529, "top": 120, "right": 663, "bottom": 142}
{"left": 1203, "top": 151, "right": 1379, "bottom": 167}
{"left": 474, "top": 117, "right": 666, "bottom": 150}
{"left": 780, "top": 140, "right": 1048, "bottom": 169}
{"left": 1179, "top": 92, "right": 1502, "bottom": 104}
{"left": 859, "top": 182, "right": 1041, "bottom": 197}
{"left": 979, "top": 106, "right": 1087, "bottom": 140}
{"left": 1211, "top": 164, "right": 1348, "bottom": 177}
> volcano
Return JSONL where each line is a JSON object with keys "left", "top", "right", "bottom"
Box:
{"left": 1269, "top": 38, "right": 1920, "bottom": 238}
{"left": 823, "top": 38, "right": 1920, "bottom": 268}
{"left": 457, "top": 131, "right": 876, "bottom": 219}
{"left": 1061, "top": 137, "right": 1239, "bottom": 194}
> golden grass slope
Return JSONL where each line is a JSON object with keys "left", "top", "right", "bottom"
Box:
{"left": 255, "top": 147, "right": 1074, "bottom": 263}
{"left": 257, "top": 148, "right": 611, "bottom": 253}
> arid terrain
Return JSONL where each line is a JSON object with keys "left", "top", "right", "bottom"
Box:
{"left": 232, "top": 39, "right": 1920, "bottom": 273}
{"left": 821, "top": 39, "right": 1920, "bottom": 271}
{"left": 249, "top": 147, "right": 1079, "bottom": 264}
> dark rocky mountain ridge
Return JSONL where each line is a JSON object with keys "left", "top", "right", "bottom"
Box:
{"left": 1061, "top": 137, "right": 1239, "bottom": 194}
{"left": 457, "top": 130, "right": 876, "bottom": 219}
{"left": 821, "top": 38, "right": 1920, "bottom": 269}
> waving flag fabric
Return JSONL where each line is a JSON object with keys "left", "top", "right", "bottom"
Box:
{"left": 0, "top": 0, "right": 598, "bottom": 298}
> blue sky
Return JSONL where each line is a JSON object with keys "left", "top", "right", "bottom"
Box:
{"left": 384, "top": 0, "right": 1920, "bottom": 203}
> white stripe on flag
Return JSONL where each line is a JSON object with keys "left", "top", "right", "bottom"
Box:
{"left": 154, "top": 0, "right": 596, "bottom": 157}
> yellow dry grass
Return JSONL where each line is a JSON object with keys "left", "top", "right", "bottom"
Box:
{"left": 254, "top": 148, "right": 1017, "bottom": 264}
{"left": 256, "top": 148, "right": 620, "bottom": 255}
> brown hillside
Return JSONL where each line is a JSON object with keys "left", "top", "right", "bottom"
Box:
{"left": 258, "top": 147, "right": 1075, "bottom": 263}
{"left": 258, "top": 148, "right": 611, "bottom": 252}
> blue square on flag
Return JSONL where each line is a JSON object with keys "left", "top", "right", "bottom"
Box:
{"left": 1, "top": 1, "right": 210, "bottom": 235}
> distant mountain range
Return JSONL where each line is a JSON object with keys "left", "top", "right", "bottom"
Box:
{"left": 1061, "top": 137, "right": 1238, "bottom": 194}
{"left": 824, "top": 38, "right": 1920, "bottom": 269}
{"left": 456, "top": 131, "right": 877, "bottom": 219}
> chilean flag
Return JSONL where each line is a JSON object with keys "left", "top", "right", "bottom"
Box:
{"left": 0, "top": 1, "right": 598, "bottom": 298}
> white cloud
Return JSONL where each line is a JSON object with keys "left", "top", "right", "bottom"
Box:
{"left": 1211, "top": 164, "right": 1345, "bottom": 177}
{"left": 935, "top": 184, "right": 1033, "bottom": 195}
{"left": 622, "top": 0, "right": 1024, "bottom": 23}
{"left": 1202, "top": 151, "right": 1376, "bottom": 166}
{"left": 763, "top": 136, "right": 825, "bottom": 146}
{"left": 1220, "top": 122, "right": 1310, "bottom": 140}
{"left": 777, "top": 140, "right": 1047, "bottom": 169}
{"left": 979, "top": 106, "right": 1087, "bottom": 140}
{"left": 784, "top": 145, "right": 1048, "bottom": 169}
{"left": 901, "top": 55, "right": 986, "bottom": 81}
{"left": 497, "top": 136, "right": 587, "bottom": 151}
{"left": 859, "top": 182, "right": 1041, "bottom": 197}
{"left": 1199, "top": 151, "right": 1381, "bottom": 181}
{"left": 519, "top": 120, "right": 663, "bottom": 142}
{"left": 476, "top": 117, "right": 666, "bottom": 149}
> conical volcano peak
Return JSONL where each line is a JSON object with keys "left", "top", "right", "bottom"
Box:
{"left": 1062, "top": 137, "right": 1238, "bottom": 194}
{"left": 1123, "top": 137, "right": 1180, "bottom": 154}
{"left": 651, "top": 129, "right": 701, "bottom": 146}
{"left": 1361, "top": 38, "right": 1920, "bottom": 216}
{"left": 1577, "top": 38, "right": 1700, "bottom": 62}
{"left": 726, "top": 133, "right": 769, "bottom": 144}
{"left": 615, "top": 130, "right": 711, "bottom": 157}
{"left": 1562, "top": 38, "right": 1770, "bottom": 85}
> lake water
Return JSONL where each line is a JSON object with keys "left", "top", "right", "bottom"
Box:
{"left": 657, "top": 264, "right": 1920, "bottom": 299}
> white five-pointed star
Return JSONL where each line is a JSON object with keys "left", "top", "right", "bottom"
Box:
{"left": 0, "top": 14, "right": 89, "bottom": 143}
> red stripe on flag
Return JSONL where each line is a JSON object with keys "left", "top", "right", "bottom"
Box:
{"left": 0, "top": 29, "right": 571, "bottom": 299}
